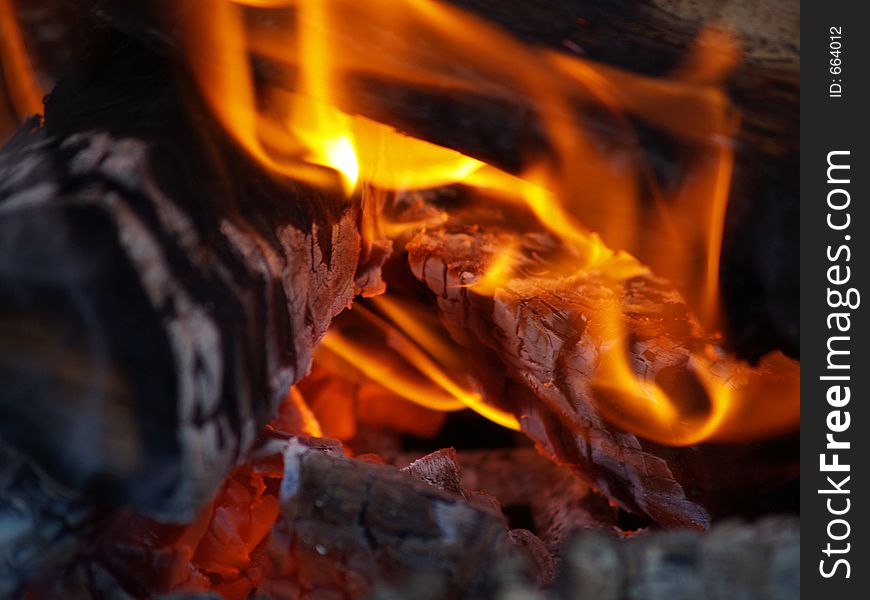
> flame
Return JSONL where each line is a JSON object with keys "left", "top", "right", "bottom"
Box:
{"left": 0, "top": 0, "right": 44, "bottom": 139}
{"left": 174, "top": 0, "right": 797, "bottom": 446}
{"left": 317, "top": 301, "right": 520, "bottom": 430}
{"left": 456, "top": 235, "right": 795, "bottom": 447}
{"left": 590, "top": 302, "right": 798, "bottom": 447}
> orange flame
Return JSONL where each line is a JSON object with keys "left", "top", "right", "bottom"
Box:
{"left": 0, "top": 0, "right": 44, "bottom": 139}
{"left": 175, "top": 0, "right": 798, "bottom": 446}
{"left": 590, "top": 303, "right": 798, "bottom": 447}
{"left": 317, "top": 301, "right": 520, "bottom": 430}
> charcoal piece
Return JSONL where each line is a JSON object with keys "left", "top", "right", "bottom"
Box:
{"left": 402, "top": 447, "right": 465, "bottom": 496}
{"left": 259, "top": 441, "right": 536, "bottom": 600}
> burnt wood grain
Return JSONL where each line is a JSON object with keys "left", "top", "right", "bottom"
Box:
{"left": 400, "top": 207, "right": 797, "bottom": 528}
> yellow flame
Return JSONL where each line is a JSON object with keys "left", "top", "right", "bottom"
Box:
{"left": 592, "top": 341, "right": 799, "bottom": 446}
{"left": 1, "top": 0, "right": 795, "bottom": 446}
{"left": 704, "top": 142, "right": 735, "bottom": 323}
{"left": 175, "top": 0, "right": 797, "bottom": 446}
{"left": 471, "top": 243, "right": 520, "bottom": 295}
{"left": 295, "top": 0, "right": 359, "bottom": 194}
{"left": 319, "top": 304, "right": 520, "bottom": 430}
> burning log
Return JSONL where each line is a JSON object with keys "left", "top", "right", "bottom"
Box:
{"left": 401, "top": 208, "right": 798, "bottom": 528}
{"left": 0, "top": 0, "right": 800, "bottom": 593}
{"left": 40, "top": 0, "right": 798, "bottom": 358}
{"left": 0, "top": 33, "right": 382, "bottom": 521}
{"left": 59, "top": 0, "right": 799, "bottom": 147}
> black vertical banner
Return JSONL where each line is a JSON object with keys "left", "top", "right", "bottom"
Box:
{"left": 802, "top": 2, "right": 870, "bottom": 597}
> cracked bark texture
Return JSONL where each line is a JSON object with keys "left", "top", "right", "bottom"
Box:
{"left": 403, "top": 214, "right": 797, "bottom": 528}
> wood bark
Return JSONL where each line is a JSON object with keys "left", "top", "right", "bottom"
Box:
{"left": 0, "top": 31, "right": 381, "bottom": 521}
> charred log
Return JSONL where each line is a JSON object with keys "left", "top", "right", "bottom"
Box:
{"left": 393, "top": 448, "right": 619, "bottom": 552}
{"left": 400, "top": 210, "right": 797, "bottom": 528}
{"left": 0, "top": 34, "right": 378, "bottom": 521}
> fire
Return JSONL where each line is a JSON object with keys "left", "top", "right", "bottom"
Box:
{"left": 170, "top": 0, "right": 796, "bottom": 446}
{"left": 591, "top": 303, "right": 799, "bottom": 447}
{"left": 0, "top": 0, "right": 44, "bottom": 138}
{"left": 317, "top": 299, "right": 521, "bottom": 430}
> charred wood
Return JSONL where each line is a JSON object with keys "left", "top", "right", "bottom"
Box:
{"left": 0, "top": 34, "right": 377, "bottom": 521}
{"left": 67, "top": 439, "right": 552, "bottom": 599}
{"left": 259, "top": 440, "right": 541, "bottom": 600}
{"left": 0, "top": 440, "right": 93, "bottom": 598}
{"left": 456, "top": 449, "right": 618, "bottom": 551}
{"left": 552, "top": 516, "right": 799, "bottom": 600}
{"left": 402, "top": 213, "right": 797, "bottom": 528}
{"left": 393, "top": 448, "right": 619, "bottom": 552}
{"left": 6, "top": 433, "right": 798, "bottom": 599}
